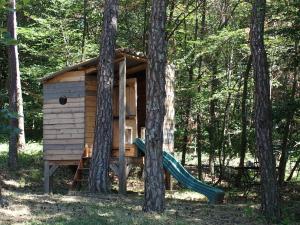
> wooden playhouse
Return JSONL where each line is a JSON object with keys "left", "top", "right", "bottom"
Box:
{"left": 41, "top": 48, "right": 175, "bottom": 192}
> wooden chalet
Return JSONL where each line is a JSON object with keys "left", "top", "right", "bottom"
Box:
{"left": 41, "top": 48, "right": 175, "bottom": 193}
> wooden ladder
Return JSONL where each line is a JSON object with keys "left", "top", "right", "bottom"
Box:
{"left": 71, "top": 145, "right": 92, "bottom": 189}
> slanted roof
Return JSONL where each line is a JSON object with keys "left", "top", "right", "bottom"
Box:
{"left": 41, "top": 48, "right": 147, "bottom": 83}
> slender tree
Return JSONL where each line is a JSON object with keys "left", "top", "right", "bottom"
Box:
{"left": 236, "top": 55, "right": 252, "bottom": 187}
{"left": 250, "top": 0, "right": 280, "bottom": 221}
{"left": 196, "top": 0, "right": 206, "bottom": 181}
{"left": 7, "top": 0, "right": 25, "bottom": 169}
{"left": 278, "top": 41, "right": 298, "bottom": 185}
{"left": 143, "top": 0, "right": 167, "bottom": 212}
{"left": 89, "top": 0, "right": 119, "bottom": 193}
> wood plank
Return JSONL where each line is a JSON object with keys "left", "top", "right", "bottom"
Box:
{"left": 43, "top": 123, "right": 85, "bottom": 130}
{"left": 43, "top": 118, "right": 84, "bottom": 125}
{"left": 44, "top": 81, "right": 85, "bottom": 91}
{"left": 44, "top": 133, "right": 84, "bottom": 140}
{"left": 43, "top": 107, "right": 85, "bottom": 114}
{"left": 44, "top": 113, "right": 84, "bottom": 120}
{"left": 44, "top": 149, "right": 83, "bottom": 155}
{"left": 126, "top": 63, "right": 147, "bottom": 75}
{"left": 43, "top": 144, "right": 84, "bottom": 151}
{"left": 44, "top": 161, "right": 50, "bottom": 194}
{"left": 43, "top": 128, "right": 84, "bottom": 135}
{"left": 119, "top": 58, "right": 127, "bottom": 194}
{"left": 45, "top": 71, "right": 85, "bottom": 83}
{"left": 48, "top": 160, "right": 80, "bottom": 166}
{"left": 44, "top": 139, "right": 84, "bottom": 145}
{"left": 44, "top": 97, "right": 85, "bottom": 104}
{"left": 43, "top": 154, "right": 81, "bottom": 160}
{"left": 113, "top": 118, "right": 137, "bottom": 148}
{"left": 111, "top": 145, "right": 138, "bottom": 157}
{"left": 43, "top": 102, "right": 84, "bottom": 109}
{"left": 43, "top": 92, "right": 85, "bottom": 101}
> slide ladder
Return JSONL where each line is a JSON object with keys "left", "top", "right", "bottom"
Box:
{"left": 134, "top": 138, "right": 225, "bottom": 203}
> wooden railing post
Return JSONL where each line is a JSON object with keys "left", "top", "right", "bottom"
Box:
{"left": 119, "top": 57, "right": 127, "bottom": 194}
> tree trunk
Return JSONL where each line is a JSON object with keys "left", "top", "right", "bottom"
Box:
{"left": 208, "top": 69, "right": 218, "bottom": 178}
{"left": 250, "top": 0, "right": 281, "bottom": 221}
{"left": 89, "top": 0, "right": 119, "bottom": 193}
{"left": 143, "top": 0, "right": 167, "bottom": 213}
{"left": 7, "top": 0, "right": 25, "bottom": 169}
{"left": 236, "top": 55, "right": 252, "bottom": 187}
{"left": 196, "top": 0, "right": 206, "bottom": 181}
{"left": 278, "top": 41, "right": 298, "bottom": 185}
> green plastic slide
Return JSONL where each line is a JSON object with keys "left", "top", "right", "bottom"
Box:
{"left": 134, "top": 138, "right": 225, "bottom": 203}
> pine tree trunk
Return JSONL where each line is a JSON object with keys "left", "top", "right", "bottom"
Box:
{"left": 143, "top": 0, "right": 167, "bottom": 213}
{"left": 250, "top": 0, "right": 280, "bottom": 221}
{"left": 208, "top": 70, "right": 218, "bottom": 177}
{"left": 89, "top": 0, "right": 119, "bottom": 193}
{"left": 7, "top": 0, "right": 25, "bottom": 169}
{"left": 236, "top": 55, "right": 252, "bottom": 187}
{"left": 196, "top": 0, "right": 206, "bottom": 181}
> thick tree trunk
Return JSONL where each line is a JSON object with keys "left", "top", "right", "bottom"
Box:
{"left": 236, "top": 55, "right": 252, "bottom": 187}
{"left": 143, "top": 0, "right": 167, "bottom": 213}
{"left": 278, "top": 41, "right": 298, "bottom": 185}
{"left": 250, "top": 0, "right": 281, "bottom": 221}
{"left": 7, "top": 0, "right": 25, "bottom": 169}
{"left": 89, "top": 0, "right": 119, "bottom": 193}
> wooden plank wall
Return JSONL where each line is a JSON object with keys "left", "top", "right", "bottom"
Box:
{"left": 112, "top": 78, "right": 137, "bottom": 149}
{"left": 163, "top": 65, "right": 175, "bottom": 153}
{"left": 85, "top": 74, "right": 97, "bottom": 147}
{"left": 43, "top": 76, "right": 86, "bottom": 161}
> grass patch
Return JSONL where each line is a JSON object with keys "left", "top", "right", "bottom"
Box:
{"left": 0, "top": 142, "right": 299, "bottom": 225}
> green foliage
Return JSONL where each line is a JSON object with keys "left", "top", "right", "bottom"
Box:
{"left": 0, "top": 108, "right": 20, "bottom": 142}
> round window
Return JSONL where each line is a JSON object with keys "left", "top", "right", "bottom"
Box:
{"left": 59, "top": 96, "right": 67, "bottom": 105}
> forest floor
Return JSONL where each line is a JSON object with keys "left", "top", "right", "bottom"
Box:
{"left": 0, "top": 143, "right": 299, "bottom": 225}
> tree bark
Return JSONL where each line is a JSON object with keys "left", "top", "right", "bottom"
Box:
{"left": 89, "top": 0, "right": 119, "bottom": 193}
{"left": 250, "top": 0, "right": 281, "bottom": 221}
{"left": 208, "top": 68, "right": 218, "bottom": 178}
{"left": 143, "top": 0, "right": 167, "bottom": 213}
{"left": 236, "top": 55, "right": 252, "bottom": 187}
{"left": 196, "top": 0, "right": 206, "bottom": 181}
{"left": 278, "top": 41, "right": 298, "bottom": 185}
{"left": 7, "top": 0, "right": 25, "bottom": 169}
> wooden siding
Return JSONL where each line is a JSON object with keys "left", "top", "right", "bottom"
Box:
{"left": 85, "top": 74, "right": 97, "bottom": 147}
{"left": 43, "top": 80, "right": 85, "bottom": 161}
{"left": 163, "top": 65, "right": 175, "bottom": 153}
{"left": 84, "top": 75, "right": 138, "bottom": 157}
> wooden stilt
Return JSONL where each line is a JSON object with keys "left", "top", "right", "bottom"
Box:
{"left": 165, "top": 169, "right": 172, "bottom": 190}
{"left": 119, "top": 58, "right": 127, "bottom": 194}
{"left": 44, "top": 161, "right": 50, "bottom": 194}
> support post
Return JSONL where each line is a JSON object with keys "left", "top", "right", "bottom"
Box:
{"left": 44, "top": 160, "right": 50, "bottom": 194}
{"left": 119, "top": 57, "right": 127, "bottom": 194}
